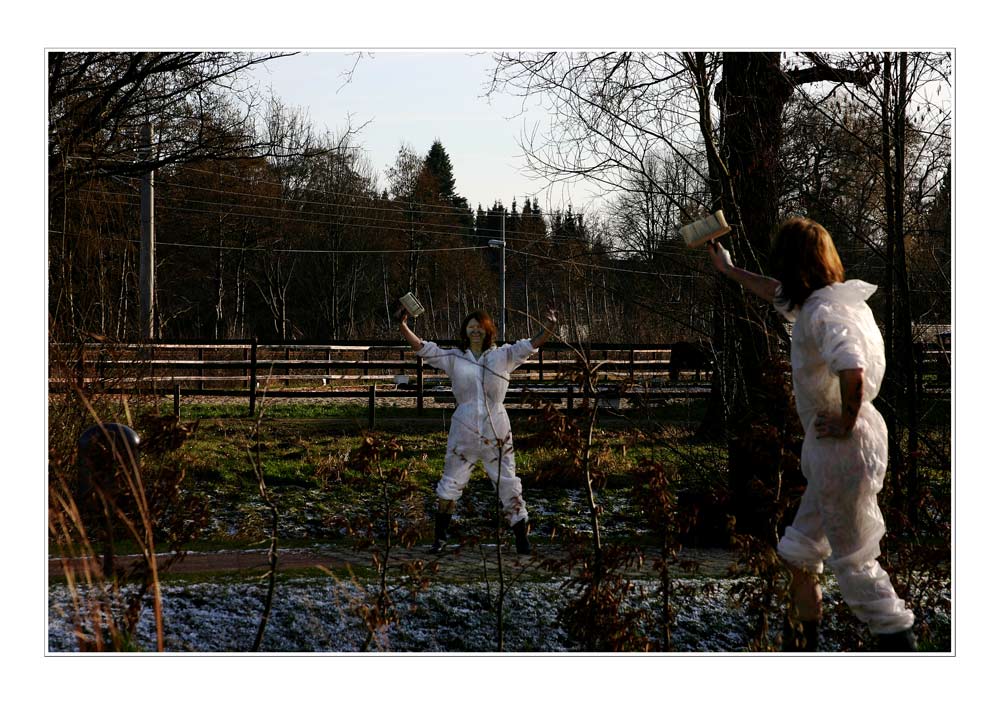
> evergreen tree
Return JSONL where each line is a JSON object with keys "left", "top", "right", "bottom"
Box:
{"left": 505, "top": 198, "right": 520, "bottom": 237}
{"left": 424, "top": 139, "right": 457, "bottom": 199}
{"left": 422, "top": 139, "right": 473, "bottom": 233}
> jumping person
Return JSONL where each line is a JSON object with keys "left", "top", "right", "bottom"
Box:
{"left": 707, "top": 217, "right": 917, "bottom": 651}
{"left": 398, "top": 307, "right": 558, "bottom": 555}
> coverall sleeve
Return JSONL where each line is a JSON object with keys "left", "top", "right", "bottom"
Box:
{"left": 810, "top": 302, "right": 868, "bottom": 374}
{"left": 416, "top": 340, "right": 455, "bottom": 376}
{"left": 772, "top": 285, "right": 798, "bottom": 323}
{"left": 504, "top": 338, "right": 538, "bottom": 372}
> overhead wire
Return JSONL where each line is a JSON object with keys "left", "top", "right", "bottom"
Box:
{"left": 78, "top": 172, "right": 713, "bottom": 253}
{"left": 507, "top": 245, "right": 695, "bottom": 279}
{"left": 62, "top": 196, "right": 700, "bottom": 277}
{"left": 164, "top": 161, "right": 603, "bottom": 220}
{"left": 68, "top": 194, "right": 504, "bottom": 246}
{"left": 69, "top": 188, "right": 617, "bottom": 249}
{"left": 70, "top": 158, "right": 711, "bottom": 253}
{"left": 65, "top": 232, "right": 492, "bottom": 255}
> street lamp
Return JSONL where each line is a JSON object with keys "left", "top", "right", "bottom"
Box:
{"left": 488, "top": 237, "right": 506, "bottom": 341}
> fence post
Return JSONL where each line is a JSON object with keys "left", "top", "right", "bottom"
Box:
{"left": 285, "top": 346, "right": 291, "bottom": 387}
{"left": 915, "top": 342, "right": 924, "bottom": 404}
{"left": 147, "top": 343, "right": 158, "bottom": 397}
{"left": 326, "top": 349, "right": 332, "bottom": 379}
{"left": 629, "top": 347, "right": 635, "bottom": 384}
{"left": 538, "top": 348, "right": 544, "bottom": 382}
{"left": 174, "top": 384, "right": 180, "bottom": 417}
{"left": 417, "top": 358, "right": 424, "bottom": 416}
{"left": 198, "top": 348, "right": 205, "bottom": 392}
{"left": 249, "top": 339, "right": 258, "bottom": 416}
{"left": 368, "top": 384, "right": 376, "bottom": 430}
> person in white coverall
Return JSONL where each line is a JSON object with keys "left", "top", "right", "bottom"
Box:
{"left": 398, "top": 307, "right": 557, "bottom": 555}
{"left": 707, "top": 216, "right": 917, "bottom": 652}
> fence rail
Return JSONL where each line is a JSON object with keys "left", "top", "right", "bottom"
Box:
{"left": 50, "top": 339, "right": 720, "bottom": 419}
{"left": 49, "top": 335, "right": 949, "bottom": 426}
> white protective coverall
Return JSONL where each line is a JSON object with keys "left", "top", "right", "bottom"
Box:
{"left": 417, "top": 338, "right": 537, "bottom": 526}
{"left": 774, "top": 280, "right": 914, "bottom": 635}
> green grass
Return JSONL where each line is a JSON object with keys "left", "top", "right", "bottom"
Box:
{"left": 163, "top": 401, "right": 427, "bottom": 420}
{"left": 52, "top": 392, "right": 951, "bottom": 563}
{"left": 162, "top": 396, "right": 713, "bottom": 423}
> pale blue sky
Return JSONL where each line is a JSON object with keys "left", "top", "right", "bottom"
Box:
{"left": 251, "top": 51, "right": 596, "bottom": 214}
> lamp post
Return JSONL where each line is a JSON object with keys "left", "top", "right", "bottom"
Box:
{"left": 488, "top": 234, "right": 506, "bottom": 342}
{"left": 488, "top": 205, "right": 507, "bottom": 341}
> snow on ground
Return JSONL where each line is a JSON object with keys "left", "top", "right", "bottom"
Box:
{"left": 48, "top": 574, "right": 949, "bottom": 653}
{"left": 48, "top": 577, "right": 766, "bottom": 652}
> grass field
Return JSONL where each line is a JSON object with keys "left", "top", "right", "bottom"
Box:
{"left": 47, "top": 393, "right": 952, "bottom": 652}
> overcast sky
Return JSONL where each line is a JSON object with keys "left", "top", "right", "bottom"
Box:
{"left": 251, "top": 51, "right": 599, "bottom": 215}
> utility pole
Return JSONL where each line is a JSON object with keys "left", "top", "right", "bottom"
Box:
{"left": 139, "top": 121, "right": 155, "bottom": 339}
{"left": 489, "top": 207, "right": 506, "bottom": 342}
{"left": 500, "top": 209, "right": 506, "bottom": 342}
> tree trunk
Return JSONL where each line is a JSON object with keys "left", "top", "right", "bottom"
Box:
{"left": 688, "top": 52, "right": 731, "bottom": 441}
{"left": 718, "top": 52, "right": 800, "bottom": 541}
{"left": 879, "top": 53, "right": 920, "bottom": 519}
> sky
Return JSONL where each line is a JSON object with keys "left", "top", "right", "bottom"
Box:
{"left": 250, "top": 51, "right": 598, "bottom": 215}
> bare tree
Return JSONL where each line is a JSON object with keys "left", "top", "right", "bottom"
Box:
{"left": 49, "top": 51, "right": 295, "bottom": 340}
{"left": 490, "top": 51, "right": 890, "bottom": 538}
{"left": 48, "top": 51, "right": 296, "bottom": 199}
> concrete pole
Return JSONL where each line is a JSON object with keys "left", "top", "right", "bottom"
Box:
{"left": 500, "top": 209, "right": 506, "bottom": 342}
{"left": 139, "top": 121, "right": 155, "bottom": 339}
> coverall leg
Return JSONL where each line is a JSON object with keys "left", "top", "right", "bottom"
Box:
{"left": 436, "top": 436, "right": 528, "bottom": 527}
{"left": 777, "top": 408, "right": 914, "bottom": 636}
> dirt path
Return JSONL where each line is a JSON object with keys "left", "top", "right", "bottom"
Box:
{"left": 49, "top": 544, "right": 735, "bottom": 582}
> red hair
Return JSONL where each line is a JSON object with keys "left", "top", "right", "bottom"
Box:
{"left": 458, "top": 310, "right": 497, "bottom": 351}
{"left": 770, "top": 217, "right": 845, "bottom": 308}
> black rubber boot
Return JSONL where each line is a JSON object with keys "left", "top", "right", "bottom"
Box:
{"left": 874, "top": 628, "right": 918, "bottom": 652}
{"left": 429, "top": 511, "right": 451, "bottom": 554}
{"left": 511, "top": 519, "right": 531, "bottom": 555}
{"left": 782, "top": 615, "right": 820, "bottom": 652}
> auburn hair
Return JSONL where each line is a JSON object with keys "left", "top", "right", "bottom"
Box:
{"left": 458, "top": 310, "right": 497, "bottom": 352}
{"left": 770, "top": 217, "right": 845, "bottom": 309}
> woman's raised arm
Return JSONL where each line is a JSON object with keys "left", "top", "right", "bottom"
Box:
{"left": 397, "top": 309, "right": 423, "bottom": 352}
{"left": 708, "top": 241, "right": 780, "bottom": 304}
{"left": 530, "top": 309, "right": 559, "bottom": 349}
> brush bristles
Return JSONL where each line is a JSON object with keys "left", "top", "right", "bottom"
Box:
{"left": 399, "top": 292, "right": 425, "bottom": 318}
{"left": 680, "top": 211, "right": 731, "bottom": 248}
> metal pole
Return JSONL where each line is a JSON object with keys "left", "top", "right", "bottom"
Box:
{"left": 417, "top": 358, "right": 424, "bottom": 415}
{"left": 139, "top": 121, "right": 155, "bottom": 340}
{"left": 500, "top": 209, "right": 506, "bottom": 342}
{"left": 249, "top": 339, "right": 258, "bottom": 416}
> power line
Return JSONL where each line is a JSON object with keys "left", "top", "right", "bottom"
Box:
{"left": 77, "top": 233, "right": 493, "bottom": 256}
{"left": 508, "top": 245, "right": 695, "bottom": 279}
{"left": 58, "top": 209, "right": 697, "bottom": 273}
{"left": 148, "top": 177, "right": 594, "bottom": 247}
{"left": 68, "top": 155, "right": 603, "bottom": 220}
{"left": 70, "top": 190, "right": 594, "bottom": 248}
{"left": 68, "top": 193, "right": 501, "bottom": 244}
{"left": 68, "top": 190, "right": 710, "bottom": 262}
{"left": 130, "top": 182, "right": 556, "bottom": 243}
{"left": 168, "top": 161, "right": 596, "bottom": 219}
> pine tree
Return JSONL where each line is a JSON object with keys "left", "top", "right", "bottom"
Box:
{"left": 424, "top": 140, "right": 457, "bottom": 200}
{"left": 423, "top": 139, "right": 473, "bottom": 233}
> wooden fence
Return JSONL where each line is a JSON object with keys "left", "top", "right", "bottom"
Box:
{"left": 49, "top": 334, "right": 949, "bottom": 427}
{"left": 49, "top": 339, "right": 715, "bottom": 421}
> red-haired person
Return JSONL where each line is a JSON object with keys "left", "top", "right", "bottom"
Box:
{"left": 707, "top": 217, "right": 916, "bottom": 652}
{"left": 399, "top": 308, "right": 558, "bottom": 555}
